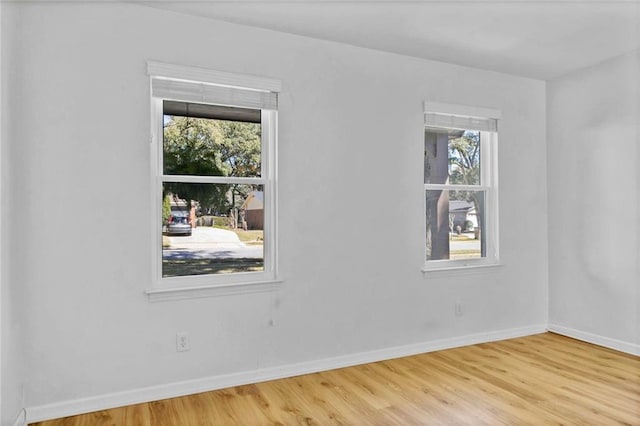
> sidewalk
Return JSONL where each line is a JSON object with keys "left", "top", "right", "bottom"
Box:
{"left": 167, "top": 227, "right": 243, "bottom": 249}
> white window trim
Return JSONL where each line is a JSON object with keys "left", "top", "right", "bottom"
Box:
{"left": 147, "top": 61, "right": 282, "bottom": 93}
{"left": 146, "top": 62, "right": 282, "bottom": 301}
{"left": 423, "top": 101, "right": 501, "bottom": 122}
{"left": 422, "top": 101, "right": 501, "bottom": 272}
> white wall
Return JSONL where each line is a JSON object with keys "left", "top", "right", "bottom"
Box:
{"left": 4, "top": 2, "right": 547, "bottom": 414}
{"left": 1, "top": 3, "right": 27, "bottom": 425}
{"left": 547, "top": 51, "right": 640, "bottom": 353}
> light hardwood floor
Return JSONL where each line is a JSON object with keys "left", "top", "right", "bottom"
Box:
{"left": 31, "top": 333, "right": 640, "bottom": 425}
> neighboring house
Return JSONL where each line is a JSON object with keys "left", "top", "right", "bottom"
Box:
{"left": 449, "top": 200, "right": 477, "bottom": 231}
{"left": 240, "top": 191, "right": 264, "bottom": 230}
{"left": 169, "top": 194, "right": 188, "bottom": 211}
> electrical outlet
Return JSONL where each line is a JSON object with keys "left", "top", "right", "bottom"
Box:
{"left": 455, "top": 301, "right": 463, "bottom": 317}
{"left": 176, "top": 332, "right": 190, "bottom": 352}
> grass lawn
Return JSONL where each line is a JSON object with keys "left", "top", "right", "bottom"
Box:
{"left": 231, "top": 229, "right": 264, "bottom": 244}
{"left": 450, "top": 250, "right": 481, "bottom": 259}
{"left": 209, "top": 215, "right": 264, "bottom": 244}
{"left": 451, "top": 234, "right": 477, "bottom": 241}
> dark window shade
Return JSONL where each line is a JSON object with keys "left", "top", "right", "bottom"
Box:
{"left": 163, "top": 100, "right": 261, "bottom": 123}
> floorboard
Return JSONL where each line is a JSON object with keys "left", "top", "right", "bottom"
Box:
{"left": 30, "top": 333, "right": 640, "bottom": 425}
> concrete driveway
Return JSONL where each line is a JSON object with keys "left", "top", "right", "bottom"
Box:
{"left": 164, "top": 227, "right": 262, "bottom": 260}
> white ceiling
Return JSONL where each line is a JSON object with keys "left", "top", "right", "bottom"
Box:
{"left": 144, "top": 0, "right": 640, "bottom": 80}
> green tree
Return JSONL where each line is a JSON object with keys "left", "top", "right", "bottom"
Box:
{"left": 162, "top": 194, "right": 172, "bottom": 224}
{"left": 217, "top": 120, "right": 261, "bottom": 177}
{"left": 448, "top": 131, "right": 480, "bottom": 186}
{"left": 163, "top": 116, "right": 228, "bottom": 213}
{"left": 217, "top": 120, "right": 261, "bottom": 209}
{"left": 162, "top": 116, "right": 262, "bottom": 213}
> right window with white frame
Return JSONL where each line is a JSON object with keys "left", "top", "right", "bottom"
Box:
{"left": 423, "top": 102, "right": 500, "bottom": 270}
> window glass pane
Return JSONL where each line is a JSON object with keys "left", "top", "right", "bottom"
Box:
{"left": 426, "top": 189, "right": 486, "bottom": 261}
{"left": 424, "top": 128, "right": 481, "bottom": 185}
{"left": 163, "top": 114, "right": 262, "bottom": 178}
{"left": 162, "top": 183, "right": 264, "bottom": 277}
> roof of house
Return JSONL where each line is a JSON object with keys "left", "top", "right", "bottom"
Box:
{"left": 449, "top": 200, "right": 474, "bottom": 213}
{"left": 241, "top": 191, "right": 264, "bottom": 210}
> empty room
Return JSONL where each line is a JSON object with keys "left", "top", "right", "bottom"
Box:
{"left": 1, "top": 1, "right": 639, "bottom": 425}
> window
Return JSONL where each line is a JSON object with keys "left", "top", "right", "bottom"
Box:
{"left": 423, "top": 102, "right": 500, "bottom": 270}
{"left": 147, "top": 62, "right": 280, "bottom": 299}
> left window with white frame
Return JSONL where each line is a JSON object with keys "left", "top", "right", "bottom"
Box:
{"left": 148, "top": 62, "right": 280, "bottom": 297}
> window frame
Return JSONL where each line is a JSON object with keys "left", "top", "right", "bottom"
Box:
{"left": 146, "top": 62, "right": 281, "bottom": 300}
{"left": 422, "top": 101, "right": 501, "bottom": 272}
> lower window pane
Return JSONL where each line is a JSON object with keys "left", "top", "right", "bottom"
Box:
{"left": 162, "top": 183, "right": 264, "bottom": 277}
{"left": 426, "top": 189, "right": 486, "bottom": 261}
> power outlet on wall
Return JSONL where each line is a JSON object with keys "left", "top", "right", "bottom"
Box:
{"left": 176, "top": 332, "right": 190, "bottom": 352}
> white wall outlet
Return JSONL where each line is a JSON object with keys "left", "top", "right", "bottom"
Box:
{"left": 176, "top": 332, "right": 190, "bottom": 352}
{"left": 455, "top": 301, "right": 463, "bottom": 317}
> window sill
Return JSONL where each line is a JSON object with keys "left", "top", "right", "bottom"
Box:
{"left": 422, "top": 262, "right": 503, "bottom": 276}
{"left": 146, "top": 279, "right": 283, "bottom": 302}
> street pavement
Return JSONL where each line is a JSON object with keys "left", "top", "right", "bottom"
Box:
{"left": 451, "top": 237, "right": 481, "bottom": 251}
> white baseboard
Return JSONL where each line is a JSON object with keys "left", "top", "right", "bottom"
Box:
{"left": 12, "top": 409, "right": 27, "bottom": 426}
{"left": 548, "top": 324, "right": 640, "bottom": 356}
{"left": 25, "top": 324, "right": 546, "bottom": 423}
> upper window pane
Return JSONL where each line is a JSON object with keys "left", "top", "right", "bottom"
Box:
{"left": 424, "top": 128, "right": 481, "bottom": 185}
{"left": 163, "top": 102, "right": 262, "bottom": 178}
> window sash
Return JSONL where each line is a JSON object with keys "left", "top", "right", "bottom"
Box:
{"left": 423, "top": 190, "right": 498, "bottom": 265}
{"left": 153, "top": 106, "right": 278, "bottom": 286}
{"left": 425, "top": 184, "right": 490, "bottom": 191}
{"left": 162, "top": 175, "right": 266, "bottom": 185}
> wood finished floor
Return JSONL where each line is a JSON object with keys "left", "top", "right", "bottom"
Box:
{"left": 31, "top": 333, "right": 640, "bottom": 425}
